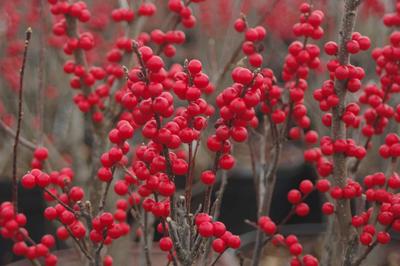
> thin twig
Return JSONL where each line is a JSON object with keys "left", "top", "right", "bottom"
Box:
{"left": 210, "top": 251, "right": 224, "bottom": 266}
{"left": 211, "top": 171, "right": 228, "bottom": 220}
{"left": 142, "top": 211, "right": 152, "bottom": 266}
{"left": 99, "top": 179, "right": 113, "bottom": 212}
{"left": 43, "top": 187, "right": 76, "bottom": 213}
{"left": 38, "top": 0, "right": 46, "bottom": 146}
{"left": 12, "top": 28, "right": 32, "bottom": 211}
{"left": 64, "top": 225, "right": 94, "bottom": 262}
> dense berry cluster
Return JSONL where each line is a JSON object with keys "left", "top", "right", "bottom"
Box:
{"left": 2, "top": 0, "right": 400, "bottom": 266}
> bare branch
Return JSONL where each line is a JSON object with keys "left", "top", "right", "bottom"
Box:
{"left": 12, "top": 27, "right": 32, "bottom": 210}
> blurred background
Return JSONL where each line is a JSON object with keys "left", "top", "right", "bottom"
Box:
{"left": 0, "top": 0, "right": 395, "bottom": 265}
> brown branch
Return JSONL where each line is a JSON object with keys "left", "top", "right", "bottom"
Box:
{"left": 98, "top": 177, "right": 113, "bottom": 212}
{"left": 43, "top": 187, "right": 76, "bottom": 213}
{"left": 251, "top": 114, "right": 280, "bottom": 266}
{"left": 210, "top": 251, "right": 225, "bottom": 266}
{"left": 12, "top": 28, "right": 32, "bottom": 211}
{"left": 211, "top": 171, "right": 228, "bottom": 220}
{"left": 142, "top": 211, "right": 152, "bottom": 266}
{"left": 38, "top": 0, "right": 46, "bottom": 146}
{"left": 185, "top": 139, "right": 200, "bottom": 213}
{"left": 64, "top": 225, "right": 94, "bottom": 262}
{"left": 326, "top": 1, "right": 361, "bottom": 265}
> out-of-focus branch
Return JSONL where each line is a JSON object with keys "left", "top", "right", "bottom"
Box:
{"left": 0, "top": 120, "right": 36, "bottom": 150}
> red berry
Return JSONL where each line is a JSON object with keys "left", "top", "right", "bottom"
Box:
{"left": 316, "top": 179, "right": 330, "bottom": 192}
{"left": 377, "top": 231, "right": 390, "bottom": 244}
{"left": 234, "top": 19, "right": 246, "bottom": 32}
{"left": 103, "top": 255, "right": 113, "bottom": 266}
{"left": 34, "top": 147, "right": 49, "bottom": 161}
{"left": 346, "top": 40, "right": 360, "bottom": 54}
{"left": 198, "top": 221, "right": 214, "bottom": 237}
{"left": 218, "top": 154, "right": 235, "bottom": 170}
{"left": 188, "top": 59, "right": 202, "bottom": 74}
{"left": 227, "top": 235, "right": 241, "bottom": 249}
{"left": 322, "top": 202, "right": 334, "bottom": 215}
{"left": 335, "top": 65, "right": 349, "bottom": 80}
{"left": 21, "top": 173, "right": 36, "bottom": 189}
{"left": 360, "top": 232, "right": 373, "bottom": 245}
{"left": 295, "top": 202, "right": 310, "bottom": 217}
{"left": 44, "top": 207, "right": 58, "bottom": 220}
{"left": 287, "top": 189, "right": 302, "bottom": 204}
{"left": 299, "top": 180, "right": 314, "bottom": 194}
{"left": 289, "top": 243, "right": 303, "bottom": 256}
{"left": 100, "top": 212, "right": 114, "bottom": 227}
{"left": 159, "top": 237, "right": 173, "bottom": 251}
{"left": 41, "top": 235, "right": 56, "bottom": 248}
{"left": 200, "top": 170, "right": 216, "bottom": 185}
{"left": 69, "top": 186, "right": 84, "bottom": 201}
{"left": 213, "top": 222, "right": 226, "bottom": 237}
{"left": 324, "top": 41, "right": 338, "bottom": 55}
{"left": 271, "top": 109, "right": 286, "bottom": 124}
{"left": 212, "top": 238, "right": 226, "bottom": 253}
{"left": 114, "top": 180, "right": 129, "bottom": 195}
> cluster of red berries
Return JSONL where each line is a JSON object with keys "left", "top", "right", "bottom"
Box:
{"left": 195, "top": 213, "right": 241, "bottom": 253}
{"left": 329, "top": 179, "right": 362, "bottom": 200}
{"left": 31, "top": 147, "right": 49, "bottom": 170}
{"left": 233, "top": 17, "right": 267, "bottom": 67}
{"left": 111, "top": 3, "right": 157, "bottom": 22}
{"left": 303, "top": 147, "right": 333, "bottom": 177}
{"left": 48, "top": 0, "right": 111, "bottom": 123}
{"left": 280, "top": 4, "right": 324, "bottom": 137}
{"left": 97, "top": 120, "right": 134, "bottom": 182}
{"left": 383, "top": 1, "right": 400, "bottom": 27}
{"left": 111, "top": 8, "right": 135, "bottom": 22}
{"left": 89, "top": 212, "right": 130, "bottom": 246}
{"left": 364, "top": 171, "right": 400, "bottom": 190}
{"left": 210, "top": 67, "right": 263, "bottom": 171}
{"left": 271, "top": 234, "right": 318, "bottom": 266}
{"left": 287, "top": 179, "right": 314, "bottom": 217}
{"left": 283, "top": 41, "right": 321, "bottom": 82}
{"left": 150, "top": 29, "right": 186, "bottom": 57}
{"left": 258, "top": 69, "right": 285, "bottom": 123}
{"left": 319, "top": 136, "right": 366, "bottom": 159}
{"left": 292, "top": 3, "right": 324, "bottom": 40}
{"left": 21, "top": 168, "right": 74, "bottom": 194}
{"left": 350, "top": 192, "right": 400, "bottom": 245}
{"left": 167, "top": 0, "right": 205, "bottom": 29}
{"left": 356, "top": 31, "right": 400, "bottom": 139}
{"left": 379, "top": 133, "right": 400, "bottom": 158}
{"left": 49, "top": 1, "right": 91, "bottom": 22}
{"left": 1, "top": 202, "right": 58, "bottom": 266}
{"left": 258, "top": 216, "right": 277, "bottom": 235}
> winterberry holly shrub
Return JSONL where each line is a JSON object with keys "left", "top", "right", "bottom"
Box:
{"left": 0, "top": 0, "right": 399, "bottom": 266}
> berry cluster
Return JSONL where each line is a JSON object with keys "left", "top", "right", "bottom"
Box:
{"left": 195, "top": 213, "right": 241, "bottom": 253}
{"left": 270, "top": 232, "right": 319, "bottom": 266}
{"left": 4, "top": 0, "right": 400, "bottom": 266}
{"left": 234, "top": 17, "right": 267, "bottom": 67}
{"left": 1, "top": 202, "right": 58, "bottom": 266}
{"left": 31, "top": 147, "right": 49, "bottom": 170}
